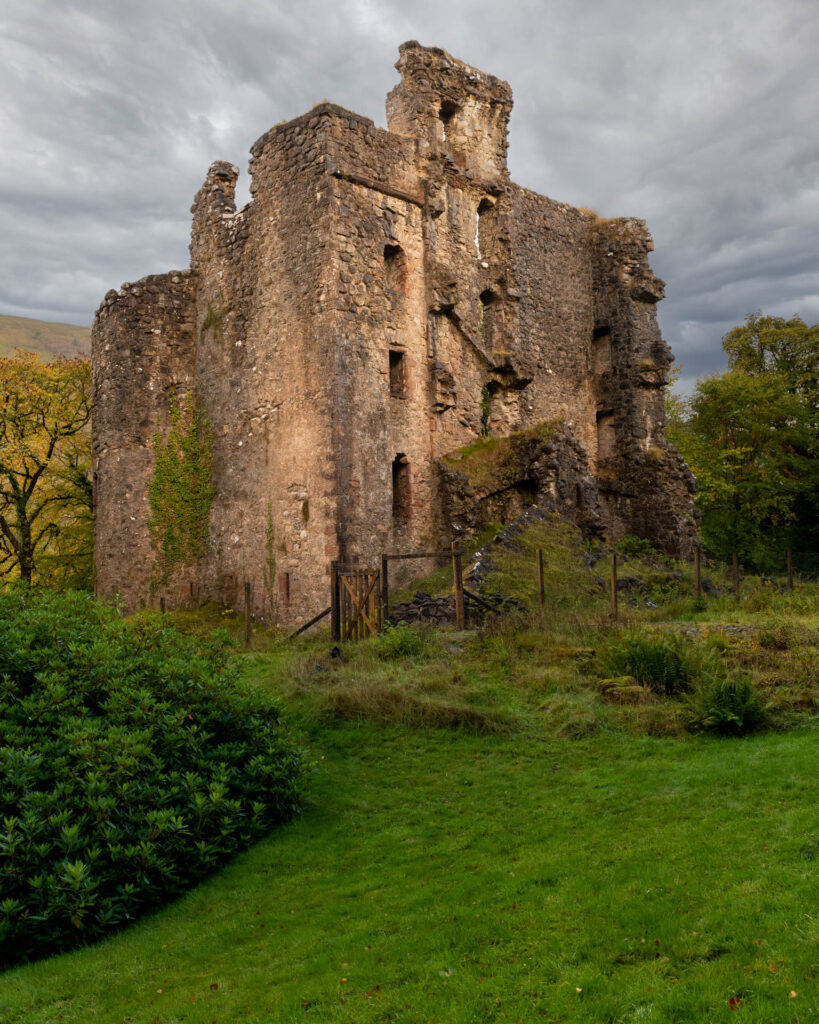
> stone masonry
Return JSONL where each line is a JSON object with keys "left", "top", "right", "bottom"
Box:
{"left": 92, "top": 42, "right": 697, "bottom": 624}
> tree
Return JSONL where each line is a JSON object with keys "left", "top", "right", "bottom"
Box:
{"left": 723, "top": 313, "right": 819, "bottom": 413}
{"left": 667, "top": 314, "right": 819, "bottom": 572}
{"left": 0, "top": 352, "right": 92, "bottom": 586}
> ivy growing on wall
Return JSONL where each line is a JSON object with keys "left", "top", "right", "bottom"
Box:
{"left": 148, "top": 391, "right": 213, "bottom": 584}
{"left": 480, "top": 385, "right": 491, "bottom": 436}
{"left": 263, "top": 499, "right": 276, "bottom": 602}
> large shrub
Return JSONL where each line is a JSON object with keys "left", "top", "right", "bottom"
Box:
{"left": 0, "top": 587, "right": 305, "bottom": 967}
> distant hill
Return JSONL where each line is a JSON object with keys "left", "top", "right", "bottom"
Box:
{"left": 0, "top": 314, "right": 91, "bottom": 362}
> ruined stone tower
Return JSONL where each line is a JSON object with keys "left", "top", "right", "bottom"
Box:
{"left": 93, "top": 42, "right": 696, "bottom": 624}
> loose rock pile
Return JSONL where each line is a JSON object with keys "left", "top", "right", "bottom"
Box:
{"left": 389, "top": 592, "right": 457, "bottom": 626}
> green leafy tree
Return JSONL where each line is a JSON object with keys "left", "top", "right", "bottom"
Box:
{"left": 668, "top": 314, "right": 819, "bottom": 572}
{"left": 723, "top": 313, "right": 819, "bottom": 412}
{"left": 0, "top": 353, "right": 92, "bottom": 587}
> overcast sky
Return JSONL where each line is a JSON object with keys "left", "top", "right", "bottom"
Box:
{"left": 2, "top": 0, "right": 817, "bottom": 392}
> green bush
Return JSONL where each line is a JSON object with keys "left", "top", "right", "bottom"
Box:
{"left": 374, "top": 622, "right": 425, "bottom": 660}
{"left": 0, "top": 587, "right": 305, "bottom": 967}
{"left": 601, "top": 631, "right": 694, "bottom": 696}
{"left": 617, "top": 535, "right": 659, "bottom": 559}
{"left": 686, "top": 676, "right": 767, "bottom": 736}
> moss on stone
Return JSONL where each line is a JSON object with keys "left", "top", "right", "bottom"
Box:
{"left": 148, "top": 392, "right": 213, "bottom": 586}
{"left": 442, "top": 421, "right": 558, "bottom": 495}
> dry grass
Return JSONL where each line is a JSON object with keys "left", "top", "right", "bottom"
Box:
{"left": 319, "top": 681, "right": 515, "bottom": 734}
{"left": 0, "top": 314, "right": 90, "bottom": 361}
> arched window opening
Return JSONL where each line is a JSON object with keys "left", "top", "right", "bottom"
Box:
{"left": 476, "top": 196, "right": 496, "bottom": 258}
{"left": 392, "top": 454, "right": 410, "bottom": 520}
{"left": 389, "top": 349, "right": 407, "bottom": 398}
{"left": 438, "top": 99, "right": 459, "bottom": 141}
{"left": 384, "top": 243, "right": 407, "bottom": 295}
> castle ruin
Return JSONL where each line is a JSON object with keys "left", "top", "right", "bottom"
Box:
{"left": 92, "top": 42, "right": 696, "bottom": 624}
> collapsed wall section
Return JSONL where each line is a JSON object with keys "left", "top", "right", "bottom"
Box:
{"left": 589, "top": 218, "right": 697, "bottom": 555}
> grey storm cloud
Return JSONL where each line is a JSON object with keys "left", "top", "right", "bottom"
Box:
{"left": 1, "top": 0, "right": 817, "bottom": 392}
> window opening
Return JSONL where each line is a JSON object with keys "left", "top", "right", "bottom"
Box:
{"left": 438, "top": 99, "right": 459, "bottom": 141}
{"left": 476, "top": 197, "right": 495, "bottom": 258}
{"left": 478, "top": 289, "right": 498, "bottom": 343}
{"left": 593, "top": 326, "right": 612, "bottom": 374}
{"left": 389, "top": 349, "right": 407, "bottom": 398}
{"left": 596, "top": 411, "right": 616, "bottom": 461}
{"left": 392, "top": 454, "right": 410, "bottom": 519}
{"left": 384, "top": 243, "right": 407, "bottom": 294}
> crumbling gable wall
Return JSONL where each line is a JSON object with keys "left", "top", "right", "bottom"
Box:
{"left": 92, "top": 41, "right": 696, "bottom": 623}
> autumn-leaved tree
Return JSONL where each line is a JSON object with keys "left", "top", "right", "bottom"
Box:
{"left": 0, "top": 352, "right": 92, "bottom": 587}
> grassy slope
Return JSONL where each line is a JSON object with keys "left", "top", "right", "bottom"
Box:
{"left": 2, "top": 724, "right": 816, "bottom": 1023}
{"left": 0, "top": 314, "right": 91, "bottom": 361}
{"left": 1, "top": 520, "right": 818, "bottom": 1022}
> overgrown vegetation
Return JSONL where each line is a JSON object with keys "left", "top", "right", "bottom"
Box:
{"left": 148, "top": 391, "right": 214, "bottom": 585}
{"left": 0, "top": 587, "right": 305, "bottom": 968}
{"left": 441, "top": 421, "right": 557, "bottom": 494}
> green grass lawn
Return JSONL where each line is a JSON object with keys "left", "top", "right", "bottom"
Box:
{"left": 2, "top": 709, "right": 817, "bottom": 1023}
{"left": 2, "top": 521, "right": 817, "bottom": 1022}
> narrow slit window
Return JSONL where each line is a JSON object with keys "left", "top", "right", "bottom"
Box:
{"left": 384, "top": 243, "right": 407, "bottom": 295}
{"left": 392, "top": 454, "right": 410, "bottom": 520}
{"left": 439, "top": 99, "right": 459, "bottom": 141}
{"left": 476, "top": 197, "right": 495, "bottom": 258}
{"left": 478, "top": 289, "right": 498, "bottom": 345}
{"left": 593, "top": 326, "right": 612, "bottom": 374}
{"left": 596, "top": 411, "right": 616, "bottom": 461}
{"left": 389, "top": 349, "right": 406, "bottom": 398}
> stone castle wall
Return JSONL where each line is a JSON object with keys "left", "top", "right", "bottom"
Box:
{"left": 92, "top": 41, "right": 697, "bottom": 623}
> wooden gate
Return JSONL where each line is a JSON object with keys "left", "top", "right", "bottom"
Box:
{"left": 332, "top": 566, "right": 382, "bottom": 640}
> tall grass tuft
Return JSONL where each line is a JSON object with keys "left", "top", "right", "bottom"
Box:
{"left": 600, "top": 631, "right": 695, "bottom": 696}
{"left": 686, "top": 676, "right": 767, "bottom": 736}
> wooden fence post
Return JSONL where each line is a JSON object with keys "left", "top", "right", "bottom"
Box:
{"left": 694, "top": 545, "right": 701, "bottom": 599}
{"left": 537, "top": 549, "right": 545, "bottom": 611}
{"left": 159, "top": 596, "right": 165, "bottom": 615}
{"left": 787, "top": 549, "right": 793, "bottom": 593}
{"left": 330, "top": 560, "right": 340, "bottom": 642}
{"left": 451, "top": 540, "right": 465, "bottom": 630}
{"left": 380, "top": 554, "right": 389, "bottom": 628}
{"left": 732, "top": 552, "right": 740, "bottom": 600}
{"left": 610, "top": 552, "right": 618, "bottom": 620}
{"left": 244, "top": 581, "right": 252, "bottom": 648}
